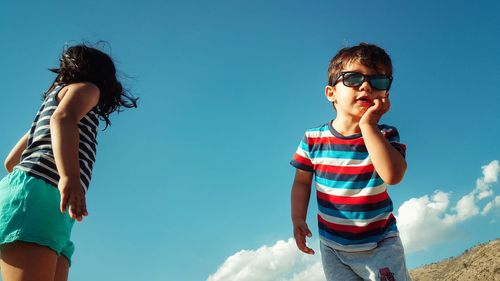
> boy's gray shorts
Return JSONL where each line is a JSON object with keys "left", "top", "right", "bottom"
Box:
{"left": 320, "top": 236, "right": 411, "bottom": 281}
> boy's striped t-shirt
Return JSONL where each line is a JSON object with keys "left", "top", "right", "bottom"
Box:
{"left": 291, "top": 121, "right": 406, "bottom": 252}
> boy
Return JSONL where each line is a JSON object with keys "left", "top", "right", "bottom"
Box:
{"left": 290, "top": 43, "right": 410, "bottom": 281}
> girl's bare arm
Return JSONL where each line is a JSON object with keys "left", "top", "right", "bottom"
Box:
{"left": 51, "top": 82, "right": 100, "bottom": 221}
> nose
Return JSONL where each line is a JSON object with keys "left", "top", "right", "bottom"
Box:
{"left": 358, "top": 80, "right": 372, "bottom": 93}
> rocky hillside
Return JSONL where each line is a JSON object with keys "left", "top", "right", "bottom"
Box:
{"left": 410, "top": 239, "right": 499, "bottom": 281}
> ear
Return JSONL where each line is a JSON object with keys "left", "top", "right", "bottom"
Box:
{"left": 325, "top": 85, "right": 336, "bottom": 103}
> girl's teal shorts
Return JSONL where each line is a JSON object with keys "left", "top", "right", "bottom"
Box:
{"left": 0, "top": 169, "right": 75, "bottom": 264}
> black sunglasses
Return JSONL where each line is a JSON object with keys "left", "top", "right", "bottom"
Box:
{"left": 331, "top": 71, "right": 393, "bottom": 91}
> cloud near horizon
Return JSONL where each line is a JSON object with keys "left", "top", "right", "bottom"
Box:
{"left": 396, "top": 160, "right": 500, "bottom": 252}
{"left": 206, "top": 238, "right": 324, "bottom": 281}
{"left": 207, "top": 160, "right": 500, "bottom": 280}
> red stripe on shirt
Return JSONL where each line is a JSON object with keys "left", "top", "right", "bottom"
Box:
{"left": 307, "top": 137, "right": 365, "bottom": 146}
{"left": 317, "top": 190, "right": 388, "bottom": 205}
{"left": 315, "top": 164, "right": 375, "bottom": 175}
{"left": 293, "top": 154, "right": 313, "bottom": 167}
{"left": 318, "top": 213, "right": 395, "bottom": 234}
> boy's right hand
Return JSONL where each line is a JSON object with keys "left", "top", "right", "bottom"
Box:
{"left": 293, "top": 220, "right": 315, "bottom": 255}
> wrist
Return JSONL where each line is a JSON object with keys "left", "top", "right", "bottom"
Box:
{"left": 292, "top": 218, "right": 306, "bottom": 225}
{"left": 59, "top": 174, "right": 80, "bottom": 182}
{"left": 359, "top": 122, "right": 378, "bottom": 132}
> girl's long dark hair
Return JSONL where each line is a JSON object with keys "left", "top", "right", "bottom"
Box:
{"left": 47, "top": 43, "right": 138, "bottom": 128}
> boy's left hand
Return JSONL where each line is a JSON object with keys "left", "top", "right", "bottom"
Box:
{"left": 360, "top": 94, "right": 390, "bottom": 127}
{"left": 293, "top": 220, "right": 315, "bottom": 255}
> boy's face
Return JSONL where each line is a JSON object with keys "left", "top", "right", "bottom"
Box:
{"left": 325, "top": 61, "right": 391, "bottom": 119}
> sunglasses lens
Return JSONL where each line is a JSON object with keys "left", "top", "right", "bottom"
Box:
{"left": 343, "top": 73, "right": 364, "bottom": 87}
{"left": 338, "top": 72, "right": 391, "bottom": 91}
{"left": 370, "top": 77, "right": 391, "bottom": 90}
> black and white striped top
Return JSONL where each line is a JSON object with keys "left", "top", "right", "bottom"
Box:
{"left": 17, "top": 85, "right": 99, "bottom": 192}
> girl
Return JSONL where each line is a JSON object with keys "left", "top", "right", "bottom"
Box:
{"left": 0, "top": 44, "right": 137, "bottom": 281}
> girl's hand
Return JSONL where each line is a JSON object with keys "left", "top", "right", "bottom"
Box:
{"left": 293, "top": 220, "right": 315, "bottom": 255}
{"left": 58, "top": 176, "right": 88, "bottom": 222}
{"left": 360, "top": 94, "right": 390, "bottom": 128}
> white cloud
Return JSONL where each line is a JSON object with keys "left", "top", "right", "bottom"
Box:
{"left": 397, "top": 160, "right": 500, "bottom": 252}
{"left": 482, "top": 195, "right": 500, "bottom": 215}
{"left": 206, "top": 238, "right": 324, "bottom": 281}
{"left": 208, "top": 161, "right": 500, "bottom": 279}
{"left": 396, "top": 191, "right": 456, "bottom": 252}
{"left": 288, "top": 261, "right": 324, "bottom": 281}
{"left": 453, "top": 193, "right": 480, "bottom": 222}
{"left": 475, "top": 160, "right": 499, "bottom": 199}
{"left": 482, "top": 160, "right": 500, "bottom": 183}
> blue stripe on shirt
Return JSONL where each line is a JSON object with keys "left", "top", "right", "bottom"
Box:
{"left": 315, "top": 176, "right": 384, "bottom": 189}
{"left": 309, "top": 150, "right": 369, "bottom": 160}
{"left": 318, "top": 204, "right": 393, "bottom": 220}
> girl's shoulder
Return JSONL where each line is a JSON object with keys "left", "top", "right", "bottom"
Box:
{"left": 53, "top": 82, "right": 100, "bottom": 121}
{"left": 57, "top": 82, "right": 100, "bottom": 104}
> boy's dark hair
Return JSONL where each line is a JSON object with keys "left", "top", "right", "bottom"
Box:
{"left": 47, "top": 43, "right": 138, "bottom": 128}
{"left": 327, "top": 43, "right": 393, "bottom": 86}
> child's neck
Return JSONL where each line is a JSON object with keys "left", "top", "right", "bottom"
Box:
{"left": 331, "top": 117, "right": 361, "bottom": 136}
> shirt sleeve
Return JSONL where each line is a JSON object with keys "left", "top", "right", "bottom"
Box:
{"left": 290, "top": 133, "right": 314, "bottom": 172}
{"left": 381, "top": 125, "right": 407, "bottom": 158}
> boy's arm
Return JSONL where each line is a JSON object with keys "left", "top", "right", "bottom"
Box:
{"left": 4, "top": 132, "right": 29, "bottom": 172}
{"left": 51, "top": 82, "right": 100, "bottom": 222}
{"left": 360, "top": 97, "right": 407, "bottom": 185}
{"left": 291, "top": 169, "right": 315, "bottom": 255}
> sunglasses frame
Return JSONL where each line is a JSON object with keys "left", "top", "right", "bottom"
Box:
{"left": 331, "top": 71, "right": 393, "bottom": 91}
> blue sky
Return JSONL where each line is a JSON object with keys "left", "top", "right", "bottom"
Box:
{"left": 1, "top": 1, "right": 499, "bottom": 280}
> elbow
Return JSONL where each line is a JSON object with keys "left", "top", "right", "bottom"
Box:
{"left": 382, "top": 164, "right": 407, "bottom": 185}
{"left": 4, "top": 159, "right": 14, "bottom": 173}
{"left": 50, "top": 112, "right": 78, "bottom": 129}
{"left": 50, "top": 112, "right": 71, "bottom": 124}
{"left": 384, "top": 175, "right": 404, "bottom": 185}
